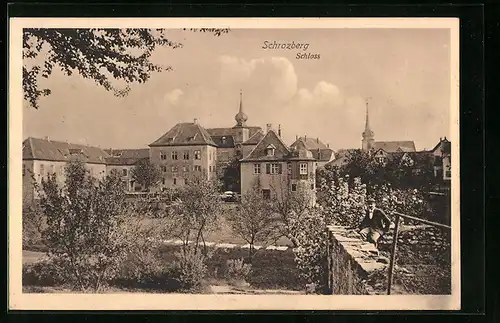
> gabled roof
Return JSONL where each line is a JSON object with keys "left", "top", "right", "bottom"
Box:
{"left": 291, "top": 136, "right": 329, "bottom": 150}
{"left": 23, "top": 137, "right": 109, "bottom": 164}
{"left": 242, "top": 130, "right": 264, "bottom": 145}
{"left": 290, "top": 136, "right": 334, "bottom": 161}
{"left": 373, "top": 141, "right": 416, "bottom": 153}
{"left": 240, "top": 129, "right": 291, "bottom": 162}
{"left": 431, "top": 138, "right": 451, "bottom": 155}
{"left": 149, "top": 122, "right": 217, "bottom": 147}
{"left": 104, "top": 148, "right": 150, "bottom": 166}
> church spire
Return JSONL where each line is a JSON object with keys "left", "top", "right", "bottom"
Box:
{"left": 362, "top": 98, "right": 375, "bottom": 151}
{"left": 234, "top": 89, "right": 248, "bottom": 127}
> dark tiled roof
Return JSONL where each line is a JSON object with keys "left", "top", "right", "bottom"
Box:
{"left": 23, "top": 137, "right": 109, "bottom": 164}
{"left": 242, "top": 130, "right": 264, "bottom": 145}
{"left": 241, "top": 130, "right": 291, "bottom": 162}
{"left": 104, "top": 148, "right": 150, "bottom": 165}
{"left": 374, "top": 141, "right": 416, "bottom": 153}
{"left": 211, "top": 135, "right": 235, "bottom": 148}
{"left": 290, "top": 137, "right": 334, "bottom": 161}
{"left": 206, "top": 126, "right": 262, "bottom": 138}
{"left": 149, "top": 123, "right": 217, "bottom": 147}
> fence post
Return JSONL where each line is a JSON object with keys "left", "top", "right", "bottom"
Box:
{"left": 387, "top": 213, "right": 401, "bottom": 295}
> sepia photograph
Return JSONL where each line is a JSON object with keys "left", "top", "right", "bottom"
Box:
{"left": 9, "top": 17, "right": 460, "bottom": 310}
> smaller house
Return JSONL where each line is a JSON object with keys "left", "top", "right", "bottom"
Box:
{"left": 431, "top": 137, "right": 451, "bottom": 181}
{"left": 240, "top": 124, "right": 317, "bottom": 206}
{"left": 290, "top": 136, "right": 335, "bottom": 168}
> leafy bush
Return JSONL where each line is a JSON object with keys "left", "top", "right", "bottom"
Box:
{"left": 23, "top": 258, "right": 64, "bottom": 287}
{"left": 226, "top": 258, "right": 252, "bottom": 282}
{"left": 22, "top": 203, "right": 46, "bottom": 248}
{"left": 292, "top": 208, "right": 329, "bottom": 294}
{"left": 169, "top": 247, "right": 208, "bottom": 292}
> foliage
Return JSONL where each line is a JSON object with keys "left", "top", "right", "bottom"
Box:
{"left": 23, "top": 28, "right": 229, "bottom": 109}
{"left": 169, "top": 246, "right": 208, "bottom": 291}
{"left": 227, "top": 178, "right": 281, "bottom": 259}
{"left": 292, "top": 208, "right": 329, "bottom": 293}
{"left": 226, "top": 258, "right": 252, "bottom": 282}
{"left": 318, "top": 175, "right": 367, "bottom": 227}
{"left": 131, "top": 158, "right": 162, "bottom": 191}
{"left": 166, "top": 175, "right": 223, "bottom": 253}
{"left": 22, "top": 203, "right": 46, "bottom": 248}
{"left": 216, "top": 157, "right": 241, "bottom": 193}
{"left": 269, "top": 177, "right": 315, "bottom": 248}
{"left": 22, "top": 257, "right": 65, "bottom": 287}
{"left": 338, "top": 149, "right": 439, "bottom": 191}
{"left": 36, "top": 160, "right": 138, "bottom": 292}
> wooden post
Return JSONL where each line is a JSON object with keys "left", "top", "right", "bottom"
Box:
{"left": 387, "top": 213, "right": 401, "bottom": 295}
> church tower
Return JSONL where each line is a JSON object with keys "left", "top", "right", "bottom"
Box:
{"left": 233, "top": 90, "right": 250, "bottom": 145}
{"left": 362, "top": 99, "right": 375, "bottom": 151}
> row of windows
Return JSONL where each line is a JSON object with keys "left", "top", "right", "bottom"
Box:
{"left": 160, "top": 150, "right": 203, "bottom": 161}
{"left": 32, "top": 164, "right": 104, "bottom": 179}
{"left": 260, "top": 183, "right": 315, "bottom": 200}
{"left": 110, "top": 168, "right": 129, "bottom": 177}
{"left": 253, "top": 163, "right": 308, "bottom": 175}
{"left": 162, "top": 177, "right": 188, "bottom": 186}
{"left": 161, "top": 165, "right": 207, "bottom": 173}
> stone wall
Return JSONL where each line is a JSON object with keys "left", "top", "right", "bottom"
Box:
{"left": 326, "top": 225, "right": 388, "bottom": 295}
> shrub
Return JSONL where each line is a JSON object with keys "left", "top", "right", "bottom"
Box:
{"left": 22, "top": 258, "right": 64, "bottom": 287}
{"left": 169, "top": 247, "right": 208, "bottom": 292}
{"left": 22, "top": 203, "right": 46, "bottom": 249}
{"left": 226, "top": 258, "right": 252, "bottom": 282}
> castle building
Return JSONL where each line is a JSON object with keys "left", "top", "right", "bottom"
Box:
{"left": 240, "top": 124, "right": 317, "bottom": 206}
{"left": 22, "top": 137, "right": 109, "bottom": 203}
{"left": 148, "top": 120, "right": 218, "bottom": 189}
{"left": 104, "top": 148, "right": 150, "bottom": 191}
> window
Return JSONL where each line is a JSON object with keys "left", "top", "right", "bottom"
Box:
{"left": 173, "top": 178, "right": 177, "bottom": 185}
{"left": 185, "top": 178, "right": 188, "bottom": 185}
{"left": 311, "top": 184, "right": 315, "bottom": 190}
{"left": 160, "top": 152, "right": 167, "bottom": 160}
{"left": 253, "top": 163, "right": 261, "bottom": 174}
{"left": 172, "top": 166, "right": 178, "bottom": 173}
{"left": 39, "top": 164, "right": 45, "bottom": 178}
{"left": 161, "top": 166, "right": 167, "bottom": 173}
{"left": 445, "top": 171, "right": 451, "bottom": 178}
{"left": 299, "top": 163, "right": 308, "bottom": 175}
{"left": 183, "top": 166, "right": 188, "bottom": 172}
{"left": 171, "top": 151, "right": 178, "bottom": 160}
{"left": 291, "top": 184, "right": 297, "bottom": 192}
{"left": 194, "top": 150, "right": 201, "bottom": 160}
{"left": 122, "top": 169, "right": 128, "bottom": 177}
{"left": 266, "top": 144, "right": 276, "bottom": 157}
{"left": 209, "top": 152, "right": 212, "bottom": 161}
{"left": 162, "top": 178, "right": 165, "bottom": 185}
{"left": 266, "top": 163, "right": 282, "bottom": 175}
{"left": 194, "top": 165, "right": 202, "bottom": 172}
{"left": 183, "top": 151, "right": 190, "bottom": 160}
{"left": 262, "top": 189, "right": 271, "bottom": 200}
{"left": 287, "top": 163, "right": 292, "bottom": 175}
{"left": 22, "top": 164, "right": 26, "bottom": 176}
{"left": 271, "top": 163, "right": 279, "bottom": 174}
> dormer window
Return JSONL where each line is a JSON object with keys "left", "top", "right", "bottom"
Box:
{"left": 69, "top": 148, "right": 82, "bottom": 155}
{"left": 266, "top": 144, "right": 276, "bottom": 157}
{"left": 222, "top": 136, "right": 227, "bottom": 144}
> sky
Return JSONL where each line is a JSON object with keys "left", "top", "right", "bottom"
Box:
{"left": 23, "top": 28, "right": 451, "bottom": 151}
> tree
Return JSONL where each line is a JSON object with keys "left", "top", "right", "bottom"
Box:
{"left": 227, "top": 178, "right": 281, "bottom": 260}
{"left": 216, "top": 157, "right": 240, "bottom": 192}
{"left": 168, "top": 174, "right": 223, "bottom": 254}
{"left": 131, "top": 158, "right": 162, "bottom": 191}
{"left": 23, "top": 28, "right": 229, "bottom": 109}
{"left": 268, "top": 176, "right": 315, "bottom": 248}
{"left": 36, "top": 160, "right": 136, "bottom": 292}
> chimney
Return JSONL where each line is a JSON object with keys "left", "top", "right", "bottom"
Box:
{"left": 266, "top": 123, "right": 272, "bottom": 133}
{"left": 305, "top": 134, "right": 307, "bottom": 141}
{"left": 327, "top": 143, "right": 330, "bottom": 148}
{"left": 44, "top": 136, "right": 49, "bottom": 141}
{"left": 317, "top": 137, "right": 319, "bottom": 144}
{"left": 278, "top": 124, "right": 282, "bottom": 137}
{"left": 193, "top": 118, "right": 198, "bottom": 124}
{"left": 296, "top": 135, "right": 298, "bottom": 140}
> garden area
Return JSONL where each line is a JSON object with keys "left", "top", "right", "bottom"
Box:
{"left": 22, "top": 154, "right": 452, "bottom": 295}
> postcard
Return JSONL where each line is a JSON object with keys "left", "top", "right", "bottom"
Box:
{"left": 9, "top": 17, "right": 460, "bottom": 310}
